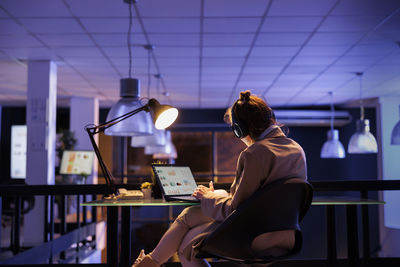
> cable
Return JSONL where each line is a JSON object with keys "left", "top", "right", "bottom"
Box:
{"left": 127, "top": 1, "right": 133, "bottom": 78}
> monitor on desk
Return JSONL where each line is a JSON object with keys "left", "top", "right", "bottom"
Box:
{"left": 60, "top": 150, "right": 94, "bottom": 175}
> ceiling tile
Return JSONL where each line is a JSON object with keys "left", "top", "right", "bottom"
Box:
{"left": 247, "top": 56, "right": 291, "bottom": 66}
{"left": 203, "top": 66, "right": 240, "bottom": 75}
{"left": 0, "top": 34, "right": 43, "bottom": 47}
{"left": 0, "top": 19, "right": 27, "bottom": 34}
{"left": 148, "top": 33, "right": 198, "bottom": 46}
{"left": 92, "top": 33, "right": 147, "bottom": 46}
{"left": 37, "top": 33, "right": 93, "bottom": 46}
{"left": 0, "top": 9, "right": 8, "bottom": 17}
{"left": 203, "top": 57, "right": 244, "bottom": 67}
{"left": 261, "top": 17, "right": 322, "bottom": 32}
{"left": 251, "top": 46, "right": 299, "bottom": 57}
{"left": 319, "top": 16, "right": 384, "bottom": 32}
{"left": 291, "top": 56, "right": 336, "bottom": 66}
{"left": 103, "top": 47, "right": 147, "bottom": 57}
{"left": 308, "top": 32, "right": 365, "bottom": 45}
{"left": 242, "top": 66, "right": 282, "bottom": 75}
{"left": 297, "top": 45, "right": 350, "bottom": 56}
{"left": 138, "top": 0, "right": 200, "bottom": 17}
{"left": 331, "top": 0, "right": 400, "bottom": 16}
{"left": 66, "top": 0, "right": 129, "bottom": 17}
{"left": 203, "top": 33, "right": 253, "bottom": 46}
{"left": 256, "top": 32, "right": 310, "bottom": 46}
{"left": 2, "top": 47, "right": 56, "bottom": 60}
{"left": 203, "top": 47, "right": 248, "bottom": 57}
{"left": 80, "top": 18, "right": 141, "bottom": 34}
{"left": 155, "top": 47, "right": 199, "bottom": 57}
{"left": 53, "top": 47, "right": 101, "bottom": 57}
{"left": 1, "top": 0, "right": 71, "bottom": 17}
{"left": 143, "top": 18, "right": 200, "bottom": 33}
{"left": 346, "top": 43, "right": 398, "bottom": 57}
{"left": 19, "top": 18, "right": 84, "bottom": 34}
{"left": 157, "top": 57, "right": 198, "bottom": 66}
{"left": 269, "top": 0, "right": 337, "bottom": 16}
{"left": 204, "top": 18, "right": 261, "bottom": 33}
{"left": 204, "top": 0, "right": 269, "bottom": 17}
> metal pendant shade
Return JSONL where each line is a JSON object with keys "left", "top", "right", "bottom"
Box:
{"left": 391, "top": 105, "right": 400, "bottom": 145}
{"left": 321, "top": 129, "right": 346, "bottom": 158}
{"left": 131, "top": 127, "right": 166, "bottom": 147}
{"left": 320, "top": 92, "right": 346, "bottom": 158}
{"left": 145, "top": 131, "right": 177, "bottom": 159}
{"left": 348, "top": 73, "right": 378, "bottom": 154}
{"left": 105, "top": 78, "right": 153, "bottom": 136}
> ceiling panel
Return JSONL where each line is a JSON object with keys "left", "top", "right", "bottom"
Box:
{"left": 139, "top": 0, "right": 200, "bottom": 17}
{"left": 92, "top": 33, "right": 147, "bottom": 46}
{"left": 0, "top": 19, "right": 27, "bottom": 34}
{"left": 148, "top": 33, "right": 198, "bottom": 46}
{"left": 256, "top": 32, "right": 310, "bottom": 46}
{"left": 37, "top": 33, "right": 93, "bottom": 47}
{"left": 331, "top": 0, "right": 400, "bottom": 16}
{"left": 0, "top": 0, "right": 399, "bottom": 108}
{"left": 261, "top": 17, "right": 322, "bottom": 32}
{"left": 19, "top": 18, "right": 84, "bottom": 34}
{"left": 203, "top": 33, "right": 253, "bottom": 46}
{"left": 143, "top": 18, "right": 200, "bottom": 33}
{"left": 204, "top": 0, "right": 269, "bottom": 17}
{"left": 204, "top": 18, "right": 261, "bottom": 33}
{"left": 269, "top": 0, "right": 337, "bottom": 16}
{"left": 319, "top": 16, "right": 385, "bottom": 32}
{"left": 1, "top": 0, "right": 70, "bottom": 17}
{"left": 0, "top": 34, "right": 43, "bottom": 47}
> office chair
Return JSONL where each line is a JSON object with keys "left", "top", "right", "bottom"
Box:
{"left": 195, "top": 178, "right": 313, "bottom": 265}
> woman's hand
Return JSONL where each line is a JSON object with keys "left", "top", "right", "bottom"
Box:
{"left": 193, "top": 181, "right": 214, "bottom": 200}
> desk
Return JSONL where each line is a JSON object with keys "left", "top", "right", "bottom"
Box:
{"left": 313, "top": 196, "right": 385, "bottom": 267}
{"left": 82, "top": 197, "right": 384, "bottom": 267}
{"left": 82, "top": 199, "right": 197, "bottom": 267}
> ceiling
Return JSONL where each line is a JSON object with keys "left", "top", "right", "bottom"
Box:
{"left": 0, "top": 0, "right": 399, "bottom": 108}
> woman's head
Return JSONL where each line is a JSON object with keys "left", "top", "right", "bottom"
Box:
{"left": 224, "top": 90, "right": 275, "bottom": 140}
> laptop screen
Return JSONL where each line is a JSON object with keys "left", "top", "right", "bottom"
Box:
{"left": 153, "top": 165, "right": 198, "bottom": 196}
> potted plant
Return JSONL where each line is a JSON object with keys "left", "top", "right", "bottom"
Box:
{"left": 140, "top": 182, "right": 153, "bottom": 199}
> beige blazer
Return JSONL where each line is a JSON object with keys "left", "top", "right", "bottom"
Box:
{"left": 200, "top": 126, "right": 307, "bottom": 222}
{"left": 185, "top": 127, "right": 307, "bottom": 259}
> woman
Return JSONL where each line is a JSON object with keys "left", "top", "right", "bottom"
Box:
{"left": 133, "top": 90, "right": 307, "bottom": 267}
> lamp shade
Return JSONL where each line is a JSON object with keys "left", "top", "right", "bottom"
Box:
{"left": 391, "top": 105, "right": 400, "bottom": 145}
{"left": 348, "top": 119, "right": 378, "bottom": 153}
{"left": 145, "top": 131, "right": 177, "bottom": 159}
{"left": 131, "top": 128, "right": 166, "bottom": 147}
{"left": 148, "top": 99, "right": 178, "bottom": 130}
{"left": 320, "top": 129, "right": 346, "bottom": 158}
{"left": 105, "top": 78, "right": 153, "bottom": 136}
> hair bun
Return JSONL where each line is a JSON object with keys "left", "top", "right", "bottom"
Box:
{"left": 239, "top": 90, "right": 251, "bottom": 102}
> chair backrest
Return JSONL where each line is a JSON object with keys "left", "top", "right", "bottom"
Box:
{"left": 195, "top": 178, "right": 313, "bottom": 263}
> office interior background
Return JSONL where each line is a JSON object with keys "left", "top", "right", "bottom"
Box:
{"left": 0, "top": 0, "right": 400, "bottom": 265}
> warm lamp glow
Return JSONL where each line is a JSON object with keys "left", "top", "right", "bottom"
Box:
{"left": 155, "top": 108, "right": 178, "bottom": 129}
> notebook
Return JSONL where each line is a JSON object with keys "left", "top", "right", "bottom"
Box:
{"left": 152, "top": 164, "right": 200, "bottom": 203}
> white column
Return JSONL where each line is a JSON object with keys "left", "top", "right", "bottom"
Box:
{"left": 377, "top": 96, "right": 400, "bottom": 256}
{"left": 70, "top": 96, "right": 99, "bottom": 184}
{"left": 24, "top": 60, "right": 57, "bottom": 246}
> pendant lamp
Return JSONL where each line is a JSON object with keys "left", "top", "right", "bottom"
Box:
{"left": 131, "top": 47, "right": 166, "bottom": 146}
{"left": 320, "top": 92, "right": 346, "bottom": 158}
{"left": 105, "top": 0, "right": 153, "bottom": 136}
{"left": 145, "top": 131, "right": 177, "bottom": 159}
{"left": 391, "top": 105, "right": 400, "bottom": 145}
{"left": 348, "top": 72, "right": 378, "bottom": 153}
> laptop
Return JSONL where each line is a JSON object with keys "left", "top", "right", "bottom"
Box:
{"left": 152, "top": 164, "right": 200, "bottom": 203}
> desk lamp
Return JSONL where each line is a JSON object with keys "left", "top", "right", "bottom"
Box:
{"left": 86, "top": 98, "right": 178, "bottom": 197}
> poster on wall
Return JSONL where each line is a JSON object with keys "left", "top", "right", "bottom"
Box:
{"left": 11, "top": 125, "right": 27, "bottom": 179}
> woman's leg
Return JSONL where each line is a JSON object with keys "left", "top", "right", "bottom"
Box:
{"left": 149, "top": 206, "right": 213, "bottom": 265}
{"left": 177, "top": 224, "right": 211, "bottom": 267}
